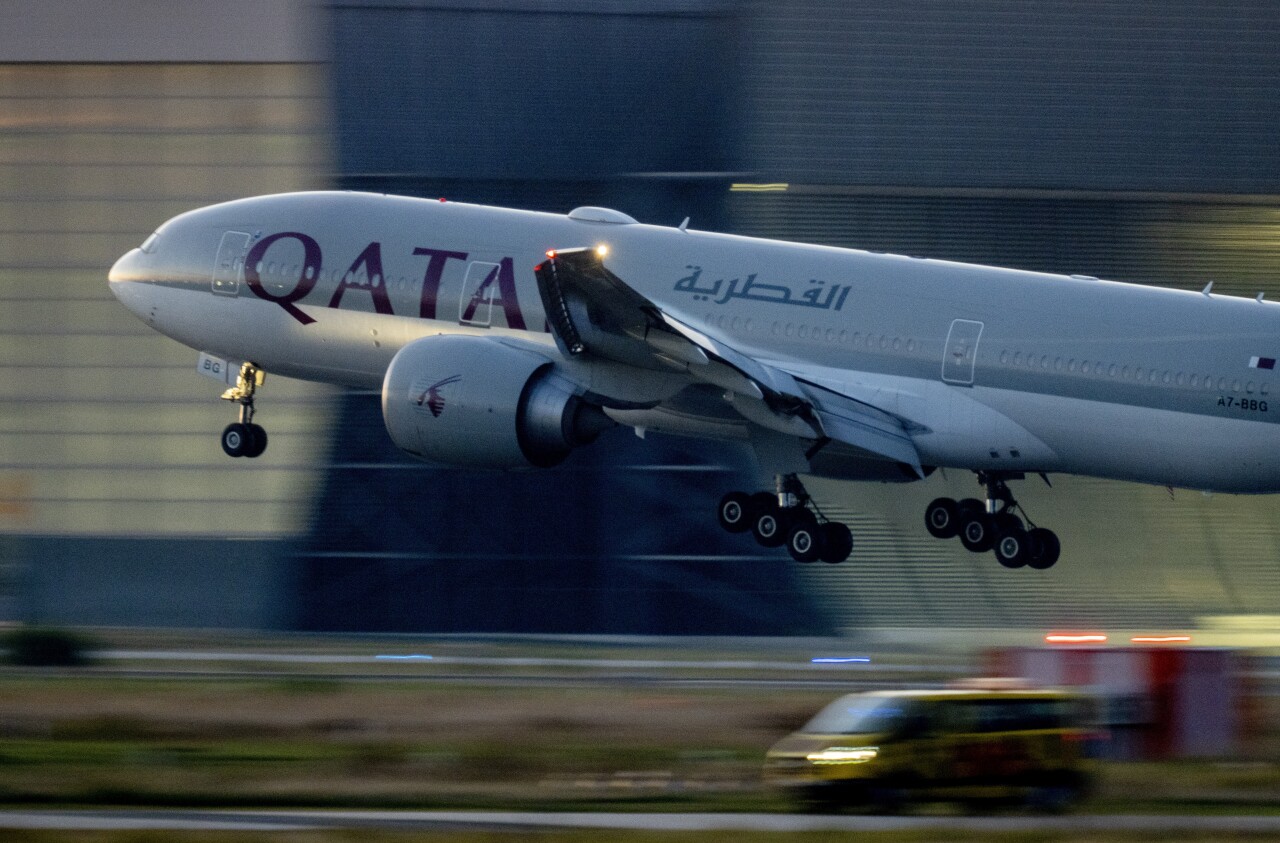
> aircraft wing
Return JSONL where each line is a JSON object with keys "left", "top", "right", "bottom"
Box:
{"left": 534, "top": 247, "right": 925, "bottom": 475}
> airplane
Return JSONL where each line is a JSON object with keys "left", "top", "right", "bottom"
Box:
{"left": 108, "top": 191, "right": 1280, "bottom": 569}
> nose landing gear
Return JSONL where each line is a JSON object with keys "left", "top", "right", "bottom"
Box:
{"left": 717, "top": 474, "right": 854, "bottom": 564}
{"left": 219, "top": 361, "right": 268, "bottom": 458}
{"left": 925, "top": 472, "right": 1060, "bottom": 569}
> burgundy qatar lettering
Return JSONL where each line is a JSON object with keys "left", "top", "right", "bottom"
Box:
{"left": 244, "top": 232, "right": 322, "bottom": 325}
{"left": 245, "top": 232, "right": 528, "bottom": 328}
{"left": 329, "top": 241, "right": 394, "bottom": 315}
{"left": 413, "top": 246, "right": 468, "bottom": 320}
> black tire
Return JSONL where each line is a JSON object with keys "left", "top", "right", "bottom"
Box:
{"left": 1027, "top": 528, "right": 1061, "bottom": 569}
{"left": 994, "top": 526, "right": 1029, "bottom": 568}
{"left": 717, "top": 491, "right": 753, "bottom": 533}
{"left": 245, "top": 423, "right": 268, "bottom": 458}
{"left": 924, "top": 497, "right": 959, "bottom": 539}
{"left": 796, "top": 784, "right": 848, "bottom": 814}
{"left": 787, "top": 512, "right": 823, "bottom": 563}
{"left": 993, "top": 512, "right": 1023, "bottom": 535}
{"left": 959, "top": 511, "right": 995, "bottom": 553}
{"left": 819, "top": 522, "right": 853, "bottom": 563}
{"left": 221, "top": 422, "right": 250, "bottom": 458}
{"left": 751, "top": 500, "right": 789, "bottom": 547}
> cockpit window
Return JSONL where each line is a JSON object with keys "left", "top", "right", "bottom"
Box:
{"left": 140, "top": 232, "right": 160, "bottom": 253}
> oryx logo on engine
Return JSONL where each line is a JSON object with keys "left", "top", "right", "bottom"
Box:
{"left": 414, "top": 375, "right": 461, "bottom": 418}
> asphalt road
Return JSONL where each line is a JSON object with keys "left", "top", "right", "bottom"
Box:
{"left": 4, "top": 809, "right": 1280, "bottom": 834}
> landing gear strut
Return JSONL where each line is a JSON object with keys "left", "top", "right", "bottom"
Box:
{"left": 717, "top": 473, "right": 854, "bottom": 564}
{"left": 219, "top": 362, "right": 268, "bottom": 458}
{"left": 924, "top": 472, "right": 1060, "bottom": 569}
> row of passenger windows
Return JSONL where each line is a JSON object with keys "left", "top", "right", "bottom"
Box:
{"left": 701, "top": 311, "right": 1270, "bottom": 398}
{"left": 254, "top": 262, "right": 413, "bottom": 290}
{"left": 999, "top": 348, "right": 1270, "bottom": 395}
{"left": 704, "top": 312, "right": 920, "bottom": 354}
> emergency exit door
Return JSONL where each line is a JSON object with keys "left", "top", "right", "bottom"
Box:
{"left": 212, "top": 231, "right": 251, "bottom": 296}
{"left": 942, "top": 319, "right": 983, "bottom": 385}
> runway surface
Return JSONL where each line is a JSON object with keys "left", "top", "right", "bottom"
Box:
{"left": 4, "top": 809, "right": 1280, "bottom": 833}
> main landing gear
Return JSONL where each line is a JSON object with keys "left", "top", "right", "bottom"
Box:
{"left": 717, "top": 474, "right": 854, "bottom": 564}
{"left": 924, "top": 472, "right": 1060, "bottom": 569}
{"left": 219, "top": 362, "right": 268, "bottom": 458}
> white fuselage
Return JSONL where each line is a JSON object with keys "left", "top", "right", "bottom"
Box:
{"left": 108, "top": 191, "right": 1280, "bottom": 493}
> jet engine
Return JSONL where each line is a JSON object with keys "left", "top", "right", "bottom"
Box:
{"left": 381, "top": 334, "right": 612, "bottom": 468}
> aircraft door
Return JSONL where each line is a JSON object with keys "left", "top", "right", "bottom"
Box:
{"left": 459, "top": 261, "right": 499, "bottom": 327}
{"left": 942, "top": 319, "right": 983, "bottom": 385}
{"left": 212, "top": 231, "right": 251, "bottom": 297}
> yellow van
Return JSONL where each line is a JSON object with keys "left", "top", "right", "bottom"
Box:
{"left": 764, "top": 687, "right": 1094, "bottom": 812}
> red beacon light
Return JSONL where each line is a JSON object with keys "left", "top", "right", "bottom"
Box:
{"left": 1045, "top": 632, "right": 1108, "bottom": 645}
{"left": 1131, "top": 635, "right": 1192, "bottom": 644}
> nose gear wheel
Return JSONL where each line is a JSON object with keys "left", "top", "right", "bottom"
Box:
{"left": 219, "top": 361, "right": 268, "bottom": 458}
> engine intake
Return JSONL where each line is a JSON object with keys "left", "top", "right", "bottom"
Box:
{"left": 381, "top": 334, "right": 610, "bottom": 468}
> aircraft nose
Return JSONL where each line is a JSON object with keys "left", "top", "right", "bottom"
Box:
{"left": 108, "top": 247, "right": 142, "bottom": 289}
{"left": 108, "top": 248, "right": 153, "bottom": 318}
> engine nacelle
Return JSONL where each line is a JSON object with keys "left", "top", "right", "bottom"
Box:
{"left": 381, "top": 334, "right": 611, "bottom": 468}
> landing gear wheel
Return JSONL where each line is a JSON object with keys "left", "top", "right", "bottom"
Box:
{"left": 925, "top": 497, "right": 960, "bottom": 539}
{"left": 994, "top": 526, "right": 1029, "bottom": 568}
{"left": 818, "top": 522, "right": 853, "bottom": 563}
{"left": 717, "top": 491, "right": 753, "bottom": 533}
{"left": 221, "top": 422, "right": 251, "bottom": 458}
{"left": 959, "top": 510, "right": 995, "bottom": 553}
{"left": 786, "top": 511, "right": 823, "bottom": 563}
{"left": 245, "top": 423, "right": 268, "bottom": 458}
{"left": 751, "top": 500, "right": 790, "bottom": 548}
{"left": 1026, "top": 528, "right": 1061, "bottom": 569}
{"left": 219, "top": 362, "right": 268, "bottom": 459}
{"left": 938, "top": 474, "right": 1065, "bottom": 568}
{"left": 993, "top": 512, "right": 1023, "bottom": 535}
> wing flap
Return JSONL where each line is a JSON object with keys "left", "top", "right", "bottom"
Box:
{"left": 798, "top": 380, "right": 924, "bottom": 476}
{"left": 534, "top": 247, "right": 924, "bottom": 472}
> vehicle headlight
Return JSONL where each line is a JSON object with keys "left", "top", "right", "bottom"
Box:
{"left": 806, "top": 746, "right": 879, "bottom": 765}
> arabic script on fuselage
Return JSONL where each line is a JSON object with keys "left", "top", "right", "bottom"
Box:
{"left": 673, "top": 266, "right": 850, "bottom": 312}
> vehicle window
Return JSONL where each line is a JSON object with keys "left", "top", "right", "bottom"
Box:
{"left": 802, "top": 696, "right": 914, "bottom": 735}
{"left": 959, "top": 698, "right": 1069, "bottom": 732}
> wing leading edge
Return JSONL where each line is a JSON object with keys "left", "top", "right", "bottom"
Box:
{"left": 533, "top": 247, "right": 926, "bottom": 476}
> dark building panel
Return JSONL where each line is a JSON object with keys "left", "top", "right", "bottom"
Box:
{"left": 303, "top": 1, "right": 825, "bottom": 635}
{"left": 743, "top": 0, "right": 1280, "bottom": 192}
{"left": 20, "top": 537, "right": 289, "bottom": 629}
{"left": 330, "top": 0, "right": 739, "bottom": 190}
{"left": 293, "top": 393, "right": 829, "bottom": 635}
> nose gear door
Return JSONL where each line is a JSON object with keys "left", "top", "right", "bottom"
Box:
{"left": 212, "top": 231, "right": 251, "bottom": 296}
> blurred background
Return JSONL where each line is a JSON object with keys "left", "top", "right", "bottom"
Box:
{"left": 3, "top": 0, "right": 1280, "bottom": 639}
